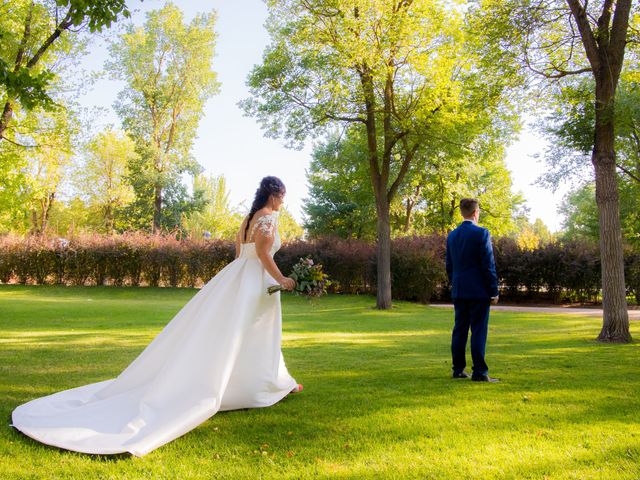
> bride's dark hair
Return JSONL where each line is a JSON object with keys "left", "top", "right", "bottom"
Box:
{"left": 244, "top": 176, "right": 286, "bottom": 241}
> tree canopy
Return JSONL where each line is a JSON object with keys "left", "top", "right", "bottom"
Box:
{"left": 0, "top": 0, "right": 132, "bottom": 142}
{"left": 107, "top": 3, "right": 220, "bottom": 232}
{"left": 245, "top": 0, "right": 520, "bottom": 307}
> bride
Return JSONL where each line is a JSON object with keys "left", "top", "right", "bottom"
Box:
{"left": 11, "top": 176, "right": 302, "bottom": 456}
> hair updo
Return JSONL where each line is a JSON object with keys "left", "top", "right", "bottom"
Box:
{"left": 244, "top": 176, "right": 286, "bottom": 241}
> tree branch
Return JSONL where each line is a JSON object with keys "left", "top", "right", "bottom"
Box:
{"left": 599, "top": 0, "right": 614, "bottom": 37}
{"left": 565, "top": 0, "right": 600, "bottom": 72}
{"left": 280, "top": 89, "right": 367, "bottom": 124}
{"left": 608, "top": 0, "right": 632, "bottom": 61}
{"left": 14, "top": 1, "right": 34, "bottom": 70}
{"left": 387, "top": 140, "right": 418, "bottom": 202}
{"left": 26, "top": 11, "right": 73, "bottom": 69}
{"left": 525, "top": 63, "right": 592, "bottom": 78}
{"left": 1, "top": 135, "right": 39, "bottom": 148}
{"left": 323, "top": 112, "right": 367, "bottom": 124}
{"left": 616, "top": 162, "right": 640, "bottom": 183}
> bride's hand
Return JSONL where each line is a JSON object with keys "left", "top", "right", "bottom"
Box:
{"left": 280, "top": 277, "right": 296, "bottom": 291}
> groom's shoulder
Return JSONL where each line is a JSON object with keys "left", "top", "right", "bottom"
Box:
{"left": 465, "top": 223, "right": 491, "bottom": 240}
{"left": 447, "top": 223, "right": 463, "bottom": 238}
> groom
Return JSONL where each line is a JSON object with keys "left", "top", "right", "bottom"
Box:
{"left": 446, "top": 198, "right": 499, "bottom": 382}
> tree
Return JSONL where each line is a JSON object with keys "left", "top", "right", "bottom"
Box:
{"left": 276, "top": 207, "right": 305, "bottom": 242}
{"left": 107, "top": 3, "right": 220, "bottom": 232}
{"left": 409, "top": 142, "right": 523, "bottom": 237}
{"left": 46, "top": 196, "right": 96, "bottom": 236}
{"left": 182, "top": 175, "right": 242, "bottom": 240}
{"left": 0, "top": 0, "right": 131, "bottom": 143}
{"left": 22, "top": 107, "right": 76, "bottom": 234}
{"left": 75, "top": 129, "right": 136, "bottom": 234}
{"left": 245, "top": 0, "right": 516, "bottom": 308}
{"left": 478, "top": 0, "right": 635, "bottom": 342}
{"left": 514, "top": 217, "right": 554, "bottom": 250}
{"left": 546, "top": 0, "right": 633, "bottom": 342}
{"left": 541, "top": 76, "right": 640, "bottom": 248}
{"left": 305, "top": 128, "right": 523, "bottom": 239}
{"left": 559, "top": 183, "right": 600, "bottom": 240}
{"left": 304, "top": 130, "right": 377, "bottom": 240}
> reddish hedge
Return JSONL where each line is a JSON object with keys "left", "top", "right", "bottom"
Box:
{"left": 0, "top": 234, "right": 234, "bottom": 288}
{"left": 1, "top": 233, "right": 639, "bottom": 304}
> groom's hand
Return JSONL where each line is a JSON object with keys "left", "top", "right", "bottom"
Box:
{"left": 491, "top": 296, "right": 499, "bottom": 305}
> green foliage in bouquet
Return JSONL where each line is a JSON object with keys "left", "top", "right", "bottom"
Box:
{"left": 268, "top": 256, "right": 330, "bottom": 297}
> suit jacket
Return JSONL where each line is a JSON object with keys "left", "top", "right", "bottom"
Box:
{"left": 446, "top": 220, "right": 499, "bottom": 300}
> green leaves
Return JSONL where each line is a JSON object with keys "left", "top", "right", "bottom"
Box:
{"left": 0, "top": 60, "right": 56, "bottom": 110}
{"left": 0, "top": 0, "right": 132, "bottom": 142}
{"left": 181, "top": 175, "right": 243, "bottom": 240}
{"left": 55, "top": 0, "right": 131, "bottom": 32}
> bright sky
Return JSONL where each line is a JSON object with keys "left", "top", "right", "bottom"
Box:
{"left": 78, "top": 0, "right": 571, "bottom": 232}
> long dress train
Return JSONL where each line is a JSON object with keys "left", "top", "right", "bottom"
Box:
{"left": 11, "top": 212, "right": 297, "bottom": 456}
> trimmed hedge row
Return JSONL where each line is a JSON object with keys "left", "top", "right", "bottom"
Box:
{"left": 0, "top": 234, "right": 235, "bottom": 288}
{"left": 1, "top": 233, "right": 639, "bottom": 303}
{"left": 275, "top": 235, "right": 446, "bottom": 302}
{"left": 494, "top": 238, "right": 602, "bottom": 303}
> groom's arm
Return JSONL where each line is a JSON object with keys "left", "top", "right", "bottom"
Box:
{"left": 480, "top": 229, "right": 499, "bottom": 298}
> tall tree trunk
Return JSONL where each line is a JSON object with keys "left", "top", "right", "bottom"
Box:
{"left": 404, "top": 185, "right": 420, "bottom": 232}
{"left": 153, "top": 184, "right": 162, "bottom": 233}
{"left": 375, "top": 195, "right": 392, "bottom": 309}
{"left": 105, "top": 203, "right": 114, "bottom": 235}
{"left": 593, "top": 83, "right": 631, "bottom": 342}
{"left": 40, "top": 192, "right": 54, "bottom": 233}
{"left": 565, "top": 0, "right": 632, "bottom": 342}
{"left": 0, "top": 101, "right": 14, "bottom": 140}
{"left": 359, "top": 67, "right": 393, "bottom": 309}
{"left": 404, "top": 198, "right": 413, "bottom": 232}
{"left": 30, "top": 210, "right": 39, "bottom": 235}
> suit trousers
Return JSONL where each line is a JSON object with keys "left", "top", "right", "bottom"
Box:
{"left": 451, "top": 299, "right": 490, "bottom": 376}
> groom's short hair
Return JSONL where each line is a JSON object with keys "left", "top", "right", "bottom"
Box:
{"left": 460, "top": 198, "right": 479, "bottom": 218}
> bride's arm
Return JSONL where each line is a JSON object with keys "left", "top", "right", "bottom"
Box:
{"left": 254, "top": 226, "right": 295, "bottom": 290}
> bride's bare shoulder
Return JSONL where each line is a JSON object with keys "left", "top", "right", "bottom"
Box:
{"left": 254, "top": 207, "right": 273, "bottom": 219}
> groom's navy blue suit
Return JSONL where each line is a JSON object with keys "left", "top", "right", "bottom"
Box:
{"left": 446, "top": 220, "right": 498, "bottom": 377}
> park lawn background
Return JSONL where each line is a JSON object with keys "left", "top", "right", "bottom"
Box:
{"left": 0, "top": 286, "right": 638, "bottom": 480}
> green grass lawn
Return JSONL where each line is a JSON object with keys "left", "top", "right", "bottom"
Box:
{"left": 0, "top": 285, "right": 638, "bottom": 479}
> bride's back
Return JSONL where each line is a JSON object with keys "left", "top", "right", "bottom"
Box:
{"left": 239, "top": 209, "right": 278, "bottom": 244}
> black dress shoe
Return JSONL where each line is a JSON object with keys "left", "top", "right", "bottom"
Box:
{"left": 452, "top": 371, "right": 470, "bottom": 379}
{"left": 471, "top": 374, "right": 500, "bottom": 383}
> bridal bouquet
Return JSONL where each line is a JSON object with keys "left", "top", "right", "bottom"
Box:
{"left": 268, "top": 256, "right": 331, "bottom": 297}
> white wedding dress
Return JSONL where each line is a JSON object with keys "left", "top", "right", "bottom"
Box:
{"left": 11, "top": 212, "right": 297, "bottom": 456}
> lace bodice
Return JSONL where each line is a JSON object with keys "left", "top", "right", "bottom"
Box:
{"left": 240, "top": 212, "right": 281, "bottom": 258}
{"left": 249, "top": 213, "right": 278, "bottom": 242}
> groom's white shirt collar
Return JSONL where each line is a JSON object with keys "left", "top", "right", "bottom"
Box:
{"left": 462, "top": 219, "right": 477, "bottom": 225}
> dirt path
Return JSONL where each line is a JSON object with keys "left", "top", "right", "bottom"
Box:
{"left": 430, "top": 304, "right": 640, "bottom": 320}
